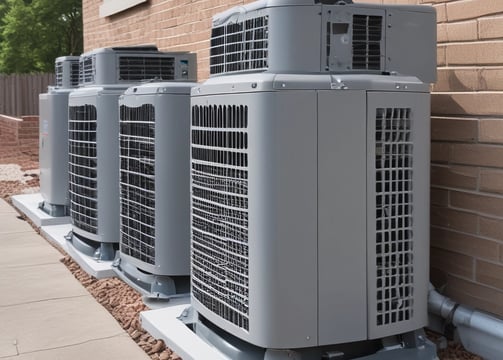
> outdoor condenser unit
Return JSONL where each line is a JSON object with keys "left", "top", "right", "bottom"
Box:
{"left": 39, "top": 56, "right": 79, "bottom": 216}
{"left": 188, "top": 0, "right": 437, "bottom": 358}
{"left": 68, "top": 46, "right": 197, "bottom": 261}
{"left": 78, "top": 45, "right": 196, "bottom": 86}
{"left": 209, "top": 0, "right": 436, "bottom": 83}
{"left": 190, "top": 73, "right": 432, "bottom": 357}
{"left": 114, "top": 81, "right": 196, "bottom": 298}
{"left": 67, "top": 85, "right": 127, "bottom": 260}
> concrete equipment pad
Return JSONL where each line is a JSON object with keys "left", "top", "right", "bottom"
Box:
{"left": 40, "top": 223, "right": 71, "bottom": 251}
{"left": 11, "top": 193, "right": 70, "bottom": 227}
{"left": 141, "top": 304, "right": 226, "bottom": 360}
{"left": 65, "top": 238, "right": 115, "bottom": 279}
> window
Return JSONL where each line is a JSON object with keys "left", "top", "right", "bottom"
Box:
{"left": 99, "top": 0, "right": 147, "bottom": 17}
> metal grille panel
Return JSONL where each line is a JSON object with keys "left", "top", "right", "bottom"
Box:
{"left": 375, "top": 107, "right": 414, "bottom": 326}
{"left": 191, "top": 104, "right": 250, "bottom": 330}
{"left": 79, "top": 55, "right": 95, "bottom": 85}
{"left": 68, "top": 105, "right": 98, "bottom": 234}
{"left": 55, "top": 62, "right": 63, "bottom": 87}
{"left": 119, "top": 104, "right": 156, "bottom": 265}
{"left": 70, "top": 62, "right": 80, "bottom": 87}
{"left": 210, "top": 16, "right": 268, "bottom": 75}
{"left": 118, "top": 56, "right": 175, "bottom": 81}
{"left": 352, "top": 15, "right": 382, "bottom": 70}
{"left": 55, "top": 60, "right": 79, "bottom": 88}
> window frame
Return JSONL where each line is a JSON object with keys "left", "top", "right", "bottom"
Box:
{"left": 99, "top": 0, "right": 148, "bottom": 17}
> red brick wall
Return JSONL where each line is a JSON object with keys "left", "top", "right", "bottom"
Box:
{"left": 82, "top": 0, "right": 503, "bottom": 317}
{"left": 0, "top": 115, "right": 21, "bottom": 147}
{"left": 83, "top": 0, "right": 254, "bottom": 81}
{"left": 0, "top": 115, "right": 39, "bottom": 149}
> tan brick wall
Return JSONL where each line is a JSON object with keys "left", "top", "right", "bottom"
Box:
{"left": 425, "top": 0, "right": 503, "bottom": 317}
{"left": 82, "top": 0, "right": 503, "bottom": 317}
{"left": 360, "top": 0, "right": 503, "bottom": 319}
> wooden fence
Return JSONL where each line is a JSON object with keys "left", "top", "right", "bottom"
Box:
{"left": 0, "top": 73, "right": 54, "bottom": 116}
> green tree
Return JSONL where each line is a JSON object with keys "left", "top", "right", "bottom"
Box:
{"left": 0, "top": 0, "right": 82, "bottom": 74}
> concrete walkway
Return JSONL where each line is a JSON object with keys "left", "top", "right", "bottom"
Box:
{"left": 0, "top": 199, "right": 149, "bottom": 360}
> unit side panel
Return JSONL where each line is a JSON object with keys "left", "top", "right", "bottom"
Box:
{"left": 249, "top": 91, "right": 318, "bottom": 348}
{"left": 48, "top": 92, "right": 70, "bottom": 205}
{"left": 317, "top": 90, "right": 368, "bottom": 345}
{"left": 39, "top": 92, "right": 71, "bottom": 205}
{"left": 366, "top": 91, "right": 430, "bottom": 339}
{"left": 39, "top": 94, "right": 52, "bottom": 201}
{"left": 190, "top": 90, "right": 318, "bottom": 349}
{"left": 96, "top": 52, "right": 118, "bottom": 85}
{"left": 267, "top": 6, "right": 322, "bottom": 74}
{"left": 154, "top": 95, "right": 191, "bottom": 274}
{"left": 385, "top": 9, "right": 436, "bottom": 83}
{"left": 96, "top": 93, "right": 121, "bottom": 243}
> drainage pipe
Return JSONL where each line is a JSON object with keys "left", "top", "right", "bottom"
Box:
{"left": 428, "top": 283, "right": 503, "bottom": 360}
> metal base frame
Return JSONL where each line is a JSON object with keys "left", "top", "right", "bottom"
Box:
{"left": 65, "top": 231, "right": 118, "bottom": 261}
{"left": 112, "top": 257, "right": 190, "bottom": 300}
{"left": 38, "top": 201, "right": 69, "bottom": 217}
{"left": 177, "top": 307, "right": 438, "bottom": 360}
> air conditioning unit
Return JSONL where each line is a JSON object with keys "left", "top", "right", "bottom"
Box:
{"left": 209, "top": 0, "right": 436, "bottom": 82}
{"left": 55, "top": 56, "right": 80, "bottom": 88}
{"left": 79, "top": 45, "right": 196, "bottom": 86}
{"left": 66, "top": 46, "right": 197, "bottom": 261}
{"left": 189, "top": 72, "right": 434, "bottom": 358}
{"left": 113, "top": 81, "right": 196, "bottom": 298}
{"left": 39, "top": 56, "right": 80, "bottom": 216}
{"left": 66, "top": 85, "right": 128, "bottom": 260}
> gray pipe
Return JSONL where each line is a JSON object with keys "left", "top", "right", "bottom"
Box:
{"left": 428, "top": 283, "right": 503, "bottom": 360}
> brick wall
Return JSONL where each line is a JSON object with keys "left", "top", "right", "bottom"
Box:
{"left": 0, "top": 115, "right": 21, "bottom": 148}
{"left": 82, "top": 0, "right": 503, "bottom": 317}
{"left": 0, "top": 115, "right": 39, "bottom": 160}
{"left": 0, "top": 115, "right": 39, "bottom": 146}
{"left": 426, "top": 0, "right": 503, "bottom": 318}
{"left": 83, "top": 0, "right": 253, "bottom": 80}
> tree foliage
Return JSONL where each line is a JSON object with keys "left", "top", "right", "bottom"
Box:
{"left": 0, "top": 0, "right": 82, "bottom": 73}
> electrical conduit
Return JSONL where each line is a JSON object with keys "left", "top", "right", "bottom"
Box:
{"left": 428, "top": 283, "right": 503, "bottom": 360}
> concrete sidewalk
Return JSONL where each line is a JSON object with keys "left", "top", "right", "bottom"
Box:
{"left": 0, "top": 199, "right": 149, "bottom": 360}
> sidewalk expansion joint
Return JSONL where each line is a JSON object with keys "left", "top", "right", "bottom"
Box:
{"left": 0, "top": 294, "right": 89, "bottom": 309}
{"left": 0, "top": 230, "right": 34, "bottom": 235}
{"left": 1, "top": 261, "right": 62, "bottom": 269}
{"left": 0, "top": 332, "right": 127, "bottom": 358}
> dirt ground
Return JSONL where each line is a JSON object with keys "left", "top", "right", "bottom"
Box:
{"left": 0, "top": 144, "right": 483, "bottom": 360}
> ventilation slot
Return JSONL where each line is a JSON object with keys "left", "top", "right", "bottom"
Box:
{"left": 70, "top": 62, "right": 80, "bottom": 87}
{"left": 191, "top": 104, "right": 250, "bottom": 331}
{"left": 118, "top": 56, "right": 175, "bottom": 82}
{"left": 210, "top": 16, "right": 268, "bottom": 75}
{"left": 79, "top": 55, "right": 95, "bottom": 85}
{"left": 375, "top": 107, "right": 414, "bottom": 327}
{"left": 119, "top": 104, "right": 156, "bottom": 265}
{"left": 352, "top": 15, "right": 382, "bottom": 70}
{"left": 55, "top": 62, "right": 64, "bottom": 88}
{"left": 68, "top": 105, "right": 98, "bottom": 234}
